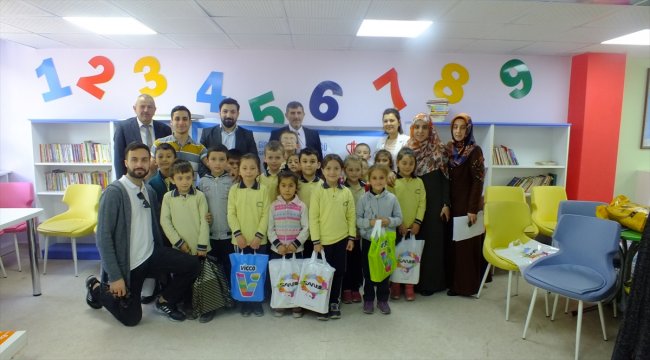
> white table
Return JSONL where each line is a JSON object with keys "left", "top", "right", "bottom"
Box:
{"left": 0, "top": 208, "right": 44, "bottom": 296}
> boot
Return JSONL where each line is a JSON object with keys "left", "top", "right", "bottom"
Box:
{"left": 405, "top": 284, "right": 416, "bottom": 301}
{"left": 390, "top": 282, "right": 401, "bottom": 300}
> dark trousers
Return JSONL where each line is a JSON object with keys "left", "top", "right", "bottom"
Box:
{"left": 322, "top": 239, "right": 348, "bottom": 305}
{"left": 99, "top": 246, "right": 200, "bottom": 327}
{"left": 343, "top": 239, "right": 362, "bottom": 292}
{"left": 361, "top": 238, "right": 390, "bottom": 302}
{"left": 208, "top": 239, "right": 235, "bottom": 285}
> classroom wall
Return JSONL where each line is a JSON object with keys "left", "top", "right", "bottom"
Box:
{"left": 614, "top": 56, "right": 650, "bottom": 203}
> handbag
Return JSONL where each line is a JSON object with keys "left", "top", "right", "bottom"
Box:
{"left": 294, "top": 251, "right": 335, "bottom": 314}
{"left": 596, "top": 195, "right": 648, "bottom": 233}
{"left": 390, "top": 233, "right": 425, "bottom": 284}
{"left": 269, "top": 253, "right": 303, "bottom": 309}
{"left": 229, "top": 250, "right": 269, "bottom": 302}
{"left": 192, "top": 255, "right": 234, "bottom": 317}
{"left": 367, "top": 221, "right": 397, "bottom": 282}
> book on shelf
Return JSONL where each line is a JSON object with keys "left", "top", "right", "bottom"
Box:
{"left": 492, "top": 145, "right": 518, "bottom": 165}
{"left": 45, "top": 169, "right": 111, "bottom": 191}
{"left": 505, "top": 173, "right": 556, "bottom": 192}
{"left": 39, "top": 142, "right": 111, "bottom": 163}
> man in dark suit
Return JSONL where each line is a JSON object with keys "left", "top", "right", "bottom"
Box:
{"left": 113, "top": 94, "right": 172, "bottom": 178}
{"left": 199, "top": 98, "right": 258, "bottom": 176}
{"left": 269, "top": 101, "right": 323, "bottom": 161}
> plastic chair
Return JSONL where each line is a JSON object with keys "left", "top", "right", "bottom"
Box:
{"left": 484, "top": 186, "right": 539, "bottom": 238}
{"left": 530, "top": 186, "right": 567, "bottom": 237}
{"left": 522, "top": 215, "right": 621, "bottom": 360}
{"left": 0, "top": 182, "right": 35, "bottom": 274}
{"left": 0, "top": 229, "right": 6, "bottom": 277}
{"left": 37, "top": 184, "right": 101, "bottom": 276}
{"left": 476, "top": 201, "right": 535, "bottom": 321}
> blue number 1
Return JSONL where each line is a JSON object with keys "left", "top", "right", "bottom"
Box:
{"left": 196, "top": 71, "right": 226, "bottom": 112}
{"left": 35, "top": 58, "right": 72, "bottom": 102}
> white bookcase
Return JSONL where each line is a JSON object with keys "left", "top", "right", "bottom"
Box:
{"left": 432, "top": 122, "right": 570, "bottom": 194}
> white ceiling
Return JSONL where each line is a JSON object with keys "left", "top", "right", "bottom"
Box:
{"left": 0, "top": 0, "right": 648, "bottom": 56}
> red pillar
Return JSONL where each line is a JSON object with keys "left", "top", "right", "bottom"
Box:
{"left": 566, "top": 53, "right": 626, "bottom": 201}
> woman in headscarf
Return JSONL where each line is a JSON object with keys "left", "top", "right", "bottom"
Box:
{"left": 406, "top": 113, "right": 451, "bottom": 296}
{"left": 447, "top": 113, "right": 486, "bottom": 296}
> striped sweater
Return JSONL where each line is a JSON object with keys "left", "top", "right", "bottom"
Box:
{"left": 267, "top": 195, "right": 309, "bottom": 253}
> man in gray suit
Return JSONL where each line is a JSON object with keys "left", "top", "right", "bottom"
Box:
{"left": 113, "top": 94, "right": 172, "bottom": 178}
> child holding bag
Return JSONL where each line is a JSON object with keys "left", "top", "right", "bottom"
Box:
{"left": 357, "top": 164, "right": 402, "bottom": 315}
{"left": 310, "top": 154, "right": 356, "bottom": 320}
{"left": 391, "top": 148, "right": 426, "bottom": 301}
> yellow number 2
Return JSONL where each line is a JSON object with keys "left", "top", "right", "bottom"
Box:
{"left": 133, "top": 56, "right": 167, "bottom": 97}
{"left": 433, "top": 63, "right": 469, "bottom": 104}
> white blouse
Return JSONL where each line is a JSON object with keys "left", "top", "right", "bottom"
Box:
{"left": 375, "top": 133, "right": 410, "bottom": 169}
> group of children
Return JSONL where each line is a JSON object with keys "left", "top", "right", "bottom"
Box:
{"left": 149, "top": 129, "right": 428, "bottom": 323}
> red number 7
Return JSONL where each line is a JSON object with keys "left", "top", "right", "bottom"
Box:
{"left": 373, "top": 67, "right": 406, "bottom": 110}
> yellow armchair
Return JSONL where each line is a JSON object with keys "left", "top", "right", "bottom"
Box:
{"left": 484, "top": 186, "right": 539, "bottom": 238}
{"left": 530, "top": 186, "right": 567, "bottom": 237}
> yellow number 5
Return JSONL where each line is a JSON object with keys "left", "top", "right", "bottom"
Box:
{"left": 133, "top": 56, "right": 167, "bottom": 97}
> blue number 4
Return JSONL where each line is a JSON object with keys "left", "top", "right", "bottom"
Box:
{"left": 196, "top": 71, "right": 226, "bottom": 113}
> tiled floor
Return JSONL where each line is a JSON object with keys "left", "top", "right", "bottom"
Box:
{"left": 0, "top": 251, "right": 617, "bottom": 360}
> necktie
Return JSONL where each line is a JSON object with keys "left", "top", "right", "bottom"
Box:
{"left": 143, "top": 124, "right": 153, "bottom": 148}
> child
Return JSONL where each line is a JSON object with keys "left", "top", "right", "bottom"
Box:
{"left": 342, "top": 155, "right": 366, "bottom": 304}
{"left": 391, "top": 148, "right": 426, "bottom": 301}
{"left": 227, "top": 148, "right": 242, "bottom": 180}
{"left": 267, "top": 171, "right": 309, "bottom": 318}
{"left": 148, "top": 143, "right": 177, "bottom": 208}
{"left": 280, "top": 129, "right": 300, "bottom": 160}
{"left": 374, "top": 149, "right": 394, "bottom": 170}
{"left": 286, "top": 153, "right": 300, "bottom": 174}
{"left": 357, "top": 164, "right": 402, "bottom": 315}
{"left": 310, "top": 154, "right": 356, "bottom": 320}
{"left": 297, "top": 148, "right": 322, "bottom": 255}
{"left": 354, "top": 143, "right": 372, "bottom": 163}
{"left": 160, "top": 159, "right": 211, "bottom": 321}
{"left": 360, "top": 158, "right": 369, "bottom": 182}
{"left": 227, "top": 153, "right": 270, "bottom": 317}
{"left": 197, "top": 145, "right": 234, "bottom": 288}
{"left": 260, "top": 140, "right": 285, "bottom": 204}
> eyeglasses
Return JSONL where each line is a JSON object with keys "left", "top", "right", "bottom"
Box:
{"left": 136, "top": 192, "right": 151, "bottom": 208}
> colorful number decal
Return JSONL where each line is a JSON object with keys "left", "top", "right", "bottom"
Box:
{"left": 310, "top": 81, "right": 342, "bottom": 121}
{"left": 196, "top": 71, "right": 226, "bottom": 113}
{"left": 500, "top": 59, "right": 532, "bottom": 99}
{"left": 373, "top": 67, "right": 406, "bottom": 110}
{"left": 76, "top": 56, "right": 115, "bottom": 100}
{"left": 249, "top": 91, "right": 284, "bottom": 124}
{"left": 35, "top": 58, "right": 72, "bottom": 102}
{"left": 433, "top": 63, "right": 469, "bottom": 104}
{"left": 133, "top": 56, "right": 167, "bottom": 97}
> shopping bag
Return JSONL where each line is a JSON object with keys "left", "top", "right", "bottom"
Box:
{"left": 494, "top": 239, "right": 558, "bottom": 271}
{"left": 367, "top": 221, "right": 397, "bottom": 282}
{"left": 269, "top": 253, "right": 303, "bottom": 309}
{"left": 192, "top": 256, "right": 234, "bottom": 316}
{"left": 596, "top": 195, "right": 648, "bottom": 233}
{"left": 229, "top": 250, "right": 269, "bottom": 302}
{"left": 390, "top": 233, "right": 425, "bottom": 284}
{"left": 294, "top": 251, "right": 335, "bottom": 314}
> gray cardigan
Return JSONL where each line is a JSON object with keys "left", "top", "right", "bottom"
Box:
{"left": 356, "top": 189, "right": 403, "bottom": 240}
{"left": 96, "top": 181, "right": 163, "bottom": 287}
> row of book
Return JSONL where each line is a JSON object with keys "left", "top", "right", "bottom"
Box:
{"left": 39, "top": 142, "right": 111, "bottom": 163}
{"left": 426, "top": 98, "right": 449, "bottom": 117}
{"left": 492, "top": 145, "right": 519, "bottom": 165}
{"left": 44, "top": 170, "right": 111, "bottom": 191}
{"left": 506, "top": 174, "right": 557, "bottom": 192}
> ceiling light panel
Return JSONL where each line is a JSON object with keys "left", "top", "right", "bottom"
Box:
{"left": 64, "top": 17, "right": 155, "bottom": 34}
{"left": 602, "top": 29, "right": 650, "bottom": 45}
{"left": 357, "top": 19, "right": 432, "bottom": 38}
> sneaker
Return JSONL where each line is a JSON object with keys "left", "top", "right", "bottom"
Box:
{"left": 405, "top": 284, "right": 416, "bottom": 301}
{"left": 351, "top": 291, "right": 362, "bottom": 303}
{"left": 199, "top": 310, "right": 216, "bottom": 323}
{"left": 240, "top": 303, "right": 252, "bottom": 317}
{"left": 155, "top": 300, "right": 186, "bottom": 321}
{"left": 273, "top": 308, "right": 285, "bottom": 317}
{"left": 329, "top": 303, "right": 341, "bottom": 319}
{"left": 342, "top": 290, "right": 353, "bottom": 304}
{"left": 390, "top": 283, "right": 401, "bottom": 300}
{"left": 253, "top": 303, "right": 264, "bottom": 317}
{"left": 85, "top": 275, "right": 102, "bottom": 309}
{"left": 377, "top": 301, "right": 391, "bottom": 315}
{"left": 292, "top": 308, "right": 304, "bottom": 318}
{"left": 363, "top": 300, "right": 374, "bottom": 314}
{"left": 317, "top": 312, "right": 329, "bottom": 321}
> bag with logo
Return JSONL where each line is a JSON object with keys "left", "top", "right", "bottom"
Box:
{"left": 294, "top": 251, "right": 335, "bottom": 314}
{"left": 368, "top": 221, "right": 397, "bottom": 282}
{"left": 596, "top": 195, "right": 648, "bottom": 233}
{"left": 269, "top": 253, "right": 303, "bottom": 309}
{"left": 229, "top": 250, "right": 269, "bottom": 302}
{"left": 192, "top": 255, "right": 234, "bottom": 317}
{"left": 390, "top": 233, "right": 425, "bottom": 284}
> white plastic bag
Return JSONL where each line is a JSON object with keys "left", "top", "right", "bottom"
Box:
{"left": 269, "top": 253, "right": 303, "bottom": 309}
{"left": 294, "top": 251, "right": 335, "bottom": 314}
{"left": 390, "top": 234, "right": 425, "bottom": 284}
{"left": 494, "top": 239, "right": 558, "bottom": 271}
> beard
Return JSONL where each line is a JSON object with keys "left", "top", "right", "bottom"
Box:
{"left": 221, "top": 117, "right": 236, "bottom": 128}
{"left": 127, "top": 167, "right": 148, "bottom": 179}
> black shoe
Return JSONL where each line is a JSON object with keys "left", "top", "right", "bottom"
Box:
{"left": 419, "top": 290, "right": 435, "bottom": 296}
{"left": 199, "top": 310, "right": 216, "bottom": 323}
{"left": 446, "top": 290, "right": 459, "bottom": 296}
{"left": 155, "top": 300, "right": 186, "bottom": 321}
{"left": 317, "top": 312, "right": 330, "bottom": 321}
{"left": 253, "top": 303, "right": 264, "bottom": 317}
{"left": 329, "top": 303, "right": 341, "bottom": 319}
{"left": 141, "top": 295, "right": 156, "bottom": 304}
{"left": 240, "top": 303, "right": 252, "bottom": 317}
{"left": 85, "top": 275, "right": 102, "bottom": 309}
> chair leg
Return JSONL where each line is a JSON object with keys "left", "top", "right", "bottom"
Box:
{"left": 506, "top": 271, "right": 513, "bottom": 321}
{"left": 43, "top": 236, "right": 49, "bottom": 275}
{"left": 612, "top": 298, "right": 617, "bottom": 318}
{"left": 597, "top": 301, "right": 607, "bottom": 341}
{"left": 13, "top": 234, "right": 21, "bottom": 272}
{"left": 565, "top": 297, "right": 570, "bottom": 314}
{"left": 71, "top": 238, "right": 78, "bottom": 277}
{"left": 551, "top": 293, "right": 559, "bottom": 321}
{"left": 0, "top": 255, "right": 6, "bottom": 278}
{"left": 545, "top": 291, "right": 550, "bottom": 317}
{"left": 575, "top": 300, "right": 583, "bottom": 360}
{"left": 514, "top": 272, "right": 519, "bottom": 296}
{"left": 522, "top": 287, "right": 538, "bottom": 339}
{"left": 476, "top": 263, "right": 491, "bottom": 299}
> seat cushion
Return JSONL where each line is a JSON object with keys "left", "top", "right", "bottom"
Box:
{"left": 526, "top": 264, "right": 605, "bottom": 295}
{"left": 37, "top": 219, "right": 96, "bottom": 236}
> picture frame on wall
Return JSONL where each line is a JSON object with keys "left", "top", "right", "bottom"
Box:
{"left": 642, "top": 68, "right": 650, "bottom": 149}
